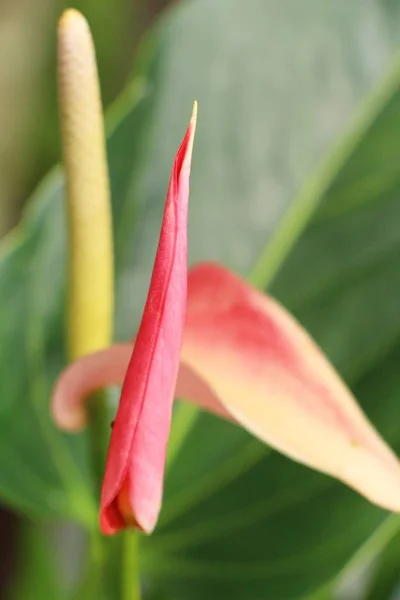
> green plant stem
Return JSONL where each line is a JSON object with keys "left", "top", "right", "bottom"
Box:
{"left": 85, "top": 389, "right": 110, "bottom": 598}
{"left": 87, "top": 389, "right": 111, "bottom": 490}
{"left": 122, "top": 531, "right": 141, "bottom": 600}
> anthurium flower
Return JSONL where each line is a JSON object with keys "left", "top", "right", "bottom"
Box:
{"left": 95, "top": 103, "right": 196, "bottom": 534}
{"left": 52, "top": 111, "right": 400, "bottom": 535}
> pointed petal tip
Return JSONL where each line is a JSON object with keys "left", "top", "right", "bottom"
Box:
{"left": 191, "top": 100, "right": 198, "bottom": 127}
{"left": 182, "top": 101, "right": 198, "bottom": 172}
{"left": 340, "top": 442, "right": 400, "bottom": 513}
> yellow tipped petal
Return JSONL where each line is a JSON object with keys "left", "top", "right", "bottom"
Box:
{"left": 183, "top": 101, "right": 197, "bottom": 170}
{"left": 58, "top": 9, "right": 113, "bottom": 359}
{"left": 182, "top": 263, "right": 400, "bottom": 512}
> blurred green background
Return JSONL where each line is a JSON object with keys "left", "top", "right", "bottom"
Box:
{"left": 0, "top": 0, "right": 168, "bottom": 237}
{"left": 2, "top": 1, "right": 400, "bottom": 599}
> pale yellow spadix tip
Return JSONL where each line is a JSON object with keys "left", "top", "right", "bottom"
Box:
{"left": 59, "top": 8, "right": 86, "bottom": 29}
{"left": 58, "top": 9, "right": 91, "bottom": 51}
{"left": 58, "top": 9, "right": 114, "bottom": 361}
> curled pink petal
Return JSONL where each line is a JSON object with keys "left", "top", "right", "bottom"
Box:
{"left": 181, "top": 262, "right": 400, "bottom": 513}
{"left": 51, "top": 344, "right": 132, "bottom": 431}
{"left": 51, "top": 343, "right": 230, "bottom": 432}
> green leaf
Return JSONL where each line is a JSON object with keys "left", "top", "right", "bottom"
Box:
{"left": 363, "top": 523, "right": 400, "bottom": 600}
{"left": 0, "top": 175, "right": 95, "bottom": 525}
{"left": 2, "top": 0, "right": 400, "bottom": 598}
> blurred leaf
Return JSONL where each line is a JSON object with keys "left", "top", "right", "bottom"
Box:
{"left": 363, "top": 520, "right": 400, "bottom": 600}
{"left": 2, "top": 0, "right": 400, "bottom": 598}
{"left": 0, "top": 170, "right": 94, "bottom": 525}
{"left": 6, "top": 524, "right": 63, "bottom": 600}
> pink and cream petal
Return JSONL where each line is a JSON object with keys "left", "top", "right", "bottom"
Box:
{"left": 176, "top": 363, "right": 231, "bottom": 420}
{"left": 181, "top": 262, "right": 400, "bottom": 512}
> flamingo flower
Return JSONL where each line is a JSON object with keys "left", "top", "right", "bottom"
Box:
{"left": 52, "top": 105, "right": 400, "bottom": 536}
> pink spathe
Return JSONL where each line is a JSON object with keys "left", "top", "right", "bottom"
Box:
{"left": 99, "top": 105, "right": 197, "bottom": 534}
